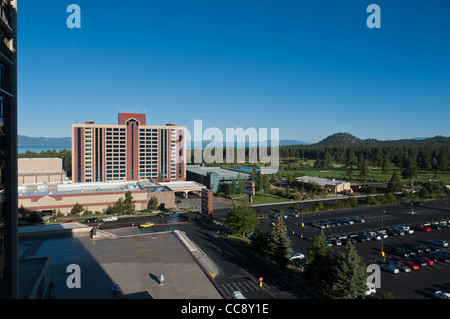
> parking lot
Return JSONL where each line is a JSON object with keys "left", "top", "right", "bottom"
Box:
{"left": 257, "top": 199, "right": 450, "bottom": 299}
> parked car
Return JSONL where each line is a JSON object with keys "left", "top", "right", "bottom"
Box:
{"left": 414, "top": 224, "right": 431, "bottom": 232}
{"left": 406, "top": 257, "right": 427, "bottom": 267}
{"left": 379, "top": 263, "right": 399, "bottom": 274}
{"left": 340, "top": 217, "right": 354, "bottom": 225}
{"left": 354, "top": 234, "right": 368, "bottom": 243}
{"left": 376, "top": 230, "right": 388, "bottom": 239}
{"left": 434, "top": 251, "right": 450, "bottom": 262}
{"left": 387, "top": 228, "right": 405, "bottom": 236}
{"left": 287, "top": 211, "right": 300, "bottom": 218}
{"left": 388, "top": 246, "right": 411, "bottom": 258}
{"left": 365, "top": 283, "right": 377, "bottom": 296}
{"left": 312, "top": 222, "right": 326, "bottom": 229}
{"left": 422, "top": 253, "right": 439, "bottom": 264}
{"left": 435, "top": 290, "right": 450, "bottom": 299}
{"left": 403, "top": 243, "right": 424, "bottom": 254}
{"left": 416, "top": 241, "right": 440, "bottom": 252}
{"left": 429, "top": 223, "right": 441, "bottom": 230}
{"left": 401, "top": 260, "right": 420, "bottom": 270}
{"left": 85, "top": 217, "right": 99, "bottom": 223}
{"left": 289, "top": 252, "right": 305, "bottom": 261}
{"left": 351, "top": 216, "right": 366, "bottom": 223}
{"left": 420, "top": 256, "right": 435, "bottom": 266}
{"left": 394, "top": 226, "right": 414, "bottom": 235}
{"left": 329, "top": 238, "right": 342, "bottom": 246}
{"left": 159, "top": 211, "right": 173, "bottom": 217}
{"left": 367, "top": 231, "right": 382, "bottom": 240}
{"left": 272, "top": 211, "right": 288, "bottom": 219}
{"left": 341, "top": 237, "right": 357, "bottom": 245}
{"left": 414, "top": 242, "right": 431, "bottom": 253}
{"left": 388, "top": 261, "right": 411, "bottom": 273}
{"left": 429, "top": 239, "right": 448, "bottom": 247}
{"left": 231, "top": 291, "right": 246, "bottom": 299}
{"left": 103, "top": 215, "right": 118, "bottom": 222}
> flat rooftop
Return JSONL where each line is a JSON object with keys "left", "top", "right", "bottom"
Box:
{"left": 19, "top": 231, "right": 223, "bottom": 299}
{"left": 296, "top": 176, "right": 348, "bottom": 186}
{"left": 18, "top": 180, "right": 177, "bottom": 197}
{"left": 186, "top": 165, "right": 251, "bottom": 178}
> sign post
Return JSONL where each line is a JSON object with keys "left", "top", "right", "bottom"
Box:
{"left": 245, "top": 181, "right": 256, "bottom": 203}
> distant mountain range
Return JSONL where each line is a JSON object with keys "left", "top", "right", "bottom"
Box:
{"left": 18, "top": 135, "right": 71, "bottom": 147}
{"left": 18, "top": 133, "right": 449, "bottom": 148}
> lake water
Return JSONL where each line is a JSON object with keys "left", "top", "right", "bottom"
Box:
{"left": 18, "top": 146, "right": 72, "bottom": 154}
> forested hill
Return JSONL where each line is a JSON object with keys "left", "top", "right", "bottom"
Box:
{"left": 315, "top": 132, "right": 450, "bottom": 147}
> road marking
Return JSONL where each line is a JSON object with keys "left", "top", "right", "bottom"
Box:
{"left": 239, "top": 268, "right": 278, "bottom": 299}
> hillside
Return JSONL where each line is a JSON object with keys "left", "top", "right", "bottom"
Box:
{"left": 316, "top": 133, "right": 450, "bottom": 146}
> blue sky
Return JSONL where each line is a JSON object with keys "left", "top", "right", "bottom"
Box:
{"left": 18, "top": 0, "right": 450, "bottom": 143}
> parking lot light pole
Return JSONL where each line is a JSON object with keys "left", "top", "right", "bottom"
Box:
{"left": 380, "top": 210, "right": 386, "bottom": 259}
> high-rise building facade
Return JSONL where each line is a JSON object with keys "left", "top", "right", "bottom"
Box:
{"left": 72, "top": 113, "right": 186, "bottom": 183}
{"left": 0, "top": 0, "right": 18, "bottom": 299}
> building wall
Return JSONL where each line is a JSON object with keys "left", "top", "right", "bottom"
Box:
{"left": 18, "top": 158, "right": 67, "bottom": 185}
{"left": 19, "top": 189, "right": 175, "bottom": 215}
{"left": 0, "top": 0, "right": 18, "bottom": 299}
{"left": 72, "top": 113, "right": 186, "bottom": 184}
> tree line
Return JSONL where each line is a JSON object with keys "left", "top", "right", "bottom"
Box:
{"left": 18, "top": 149, "right": 72, "bottom": 169}
{"left": 281, "top": 144, "right": 449, "bottom": 176}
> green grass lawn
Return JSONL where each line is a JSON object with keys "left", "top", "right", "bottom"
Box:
{"left": 233, "top": 193, "right": 290, "bottom": 205}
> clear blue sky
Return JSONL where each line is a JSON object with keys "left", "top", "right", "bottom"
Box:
{"left": 18, "top": 0, "right": 450, "bottom": 143}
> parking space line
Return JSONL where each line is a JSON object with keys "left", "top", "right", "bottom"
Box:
{"left": 236, "top": 281, "right": 249, "bottom": 293}
{"left": 221, "top": 284, "right": 230, "bottom": 295}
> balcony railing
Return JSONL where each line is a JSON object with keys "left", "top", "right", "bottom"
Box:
{"left": 0, "top": 41, "right": 12, "bottom": 61}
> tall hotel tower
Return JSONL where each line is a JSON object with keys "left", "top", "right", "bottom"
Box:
{"left": 0, "top": 0, "right": 18, "bottom": 299}
{"left": 72, "top": 113, "right": 187, "bottom": 183}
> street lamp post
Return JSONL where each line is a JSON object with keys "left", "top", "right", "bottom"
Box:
{"left": 380, "top": 210, "right": 386, "bottom": 259}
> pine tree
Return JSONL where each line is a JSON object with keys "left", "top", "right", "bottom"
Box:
{"left": 270, "top": 217, "right": 292, "bottom": 268}
{"left": 226, "top": 204, "right": 258, "bottom": 237}
{"left": 331, "top": 243, "right": 368, "bottom": 299}
{"left": 304, "top": 231, "right": 335, "bottom": 292}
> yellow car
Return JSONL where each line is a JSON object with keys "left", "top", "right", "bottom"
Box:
{"left": 139, "top": 222, "right": 155, "bottom": 228}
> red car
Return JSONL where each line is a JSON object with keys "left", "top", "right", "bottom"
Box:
{"left": 421, "top": 257, "right": 435, "bottom": 266}
{"left": 414, "top": 225, "right": 431, "bottom": 232}
{"left": 402, "top": 260, "right": 419, "bottom": 270}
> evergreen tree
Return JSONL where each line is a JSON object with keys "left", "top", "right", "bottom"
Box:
{"left": 346, "top": 148, "right": 357, "bottom": 169}
{"left": 401, "top": 154, "right": 418, "bottom": 180}
{"left": 270, "top": 217, "right": 292, "bottom": 268}
{"left": 226, "top": 204, "right": 258, "bottom": 237}
{"left": 359, "top": 160, "right": 370, "bottom": 181}
{"left": 381, "top": 156, "right": 390, "bottom": 177}
{"left": 250, "top": 229, "right": 272, "bottom": 256}
{"left": 71, "top": 202, "right": 85, "bottom": 215}
{"left": 124, "top": 191, "right": 136, "bottom": 214}
{"left": 304, "top": 231, "right": 335, "bottom": 292}
{"left": 387, "top": 171, "right": 401, "bottom": 192}
{"left": 148, "top": 196, "right": 159, "bottom": 211}
{"left": 331, "top": 244, "right": 368, "bottom": 299}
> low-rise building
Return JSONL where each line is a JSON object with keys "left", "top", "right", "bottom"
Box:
{"left": 186, "top": 165, "right": 251, "bottom": 193}
{"left": 18, "top": 158, "right": 67, "bottom": 185}
{"left": 295, "top": 176, "right": 352, "bottom": 193}
{"left": 18, "top": 181, "right": 175, "bottom": 215}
